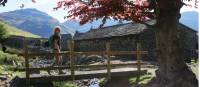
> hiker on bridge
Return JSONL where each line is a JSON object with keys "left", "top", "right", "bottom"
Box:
{"left": 48, "top": 26, "right": 65, "bottom": 74}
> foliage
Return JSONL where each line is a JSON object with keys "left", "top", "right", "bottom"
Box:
{"left": 3, "top": 46, "right": 23, "bottom": 54}
{"left": 55, "top": 0, "right": 156, "bottom": 27}
{"left": 0, "top": 50, "right": 25, "bottom": 79}
{"left": 0, "top": 22, "right": 8, "bottom": 41}
{"left": 0, "top": 51, "right": 24, "bottom": 65}
{"left": 99, "top": 78, "right": 107, "bottom": 87}
{"left": 129, "top": 73, "right": 154, "bottom": 87}
{"left": 0, "top": 64, "right": 25, "bottom": 79}
{"left": 0, "top": 0, "right": 7, "bottom": 6}
{"left": 51, "top": 0, "right": 195, "bottom": 28}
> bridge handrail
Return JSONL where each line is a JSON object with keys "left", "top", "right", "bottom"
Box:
{"left": 22, "top": 39, "right": 148, "bottom": 86}
{"left": 18, "top": 51, "right": 148, "bottom": 58}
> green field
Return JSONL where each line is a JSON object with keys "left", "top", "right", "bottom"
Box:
{"left": 0, "top": 20, "right": 40, "bottom": 38}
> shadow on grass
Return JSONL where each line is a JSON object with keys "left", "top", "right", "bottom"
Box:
{"left": 53, "top": 81, "right": 77, "bottom": 87}
{"left": 129, "top": 73, "right": 154, "bottom": 87}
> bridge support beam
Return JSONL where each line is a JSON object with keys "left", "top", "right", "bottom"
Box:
{"left": 69, "top": 40, "right": 75, "bottom": 81}
{"left": 136, "top": 43, "right": 141, "bottom": 82}
{"left": 23, "top": 38, "right": 30, "bottom": 86}
{"left": 106, "top": 41, "right": 111, "bottom": 80}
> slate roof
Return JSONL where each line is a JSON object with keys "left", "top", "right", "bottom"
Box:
{"left": 73, "top": 20, "right": 155, "bottom": 40}
{"left": 61, "top": 34, "right": 72, "bottom": 40}
{"left": 73, "top": 20, "right": 196, "bottom": 40}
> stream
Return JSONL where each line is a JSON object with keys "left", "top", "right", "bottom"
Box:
{"left": 75, "top": 78, "right": 101, "bottom": 87}
{"left": 28, "top": 59, "right": 104, "bottom": 87}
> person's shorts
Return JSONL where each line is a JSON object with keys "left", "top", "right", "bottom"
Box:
{"left": 51, "top": 49, "right": 60, "bottom": 53}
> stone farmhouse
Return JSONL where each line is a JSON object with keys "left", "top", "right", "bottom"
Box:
{"left": 73, "top": 20, "right": 198, "bottom": 61}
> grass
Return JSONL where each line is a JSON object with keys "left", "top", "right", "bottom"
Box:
{"left": 129, "top": 73, "right": 154, "bottom": 87}
{"left": 0, "top": 65, "right": 25, "bottom": 78}
{"left": 187, "top": 60, "right": 198, "bottom": 79}
{"left": 0, "top": 20, "right": 40, "bottom": 38}
{"left": 0, "top": 50, "right": 25, "bottom": 79}
{"left": 0, "top": 51, "right": 24, "bottom": 64}
{"left": 53, "top": 81, "right": 77, "bottom": 87}
{"left": 99, "top": 78, "right": 107, "bottom": 87}
{"left": 128, "top": 60, "right": 198, "bottom": 87}
{"left": 4, "top": 46, "right": 24, "bottom": 54}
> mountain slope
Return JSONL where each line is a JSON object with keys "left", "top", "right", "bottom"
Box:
{"left": 0, "top": 20, "right": 40, "bottom": 38}
{"left": 0, "top": 9, "right": 75, "bottom": 38}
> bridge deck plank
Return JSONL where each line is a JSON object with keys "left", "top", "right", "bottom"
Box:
{"left": 17, "top": 68, "right": 147, "bottom": 85}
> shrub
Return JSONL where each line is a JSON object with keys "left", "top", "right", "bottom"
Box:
{"left": 0, "top": 51, "right": 25, "bottom": 79}
{"left": 53, "top": 81, "right": 77, "bottom": 87}
{"left": 0, "top": 51, "right": 24, "bottom": 65}
{"left": 129, "top": 73, "right": 154, "bottom": 87}
{"left": 0, "top": 23, "right": 9, "bottom": 42}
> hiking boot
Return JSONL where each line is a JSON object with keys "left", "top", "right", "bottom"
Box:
{"left": 47, "top": 70, "right": 52, "bottom": 75}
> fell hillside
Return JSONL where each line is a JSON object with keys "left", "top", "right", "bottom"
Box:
{"left": 0, "top": 20, "right": 40, "bottom": 38}
{"left": 0, "top": 8, "right": 75, "bottom": 38}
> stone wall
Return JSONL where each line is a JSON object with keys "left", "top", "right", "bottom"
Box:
{"left": 3, "top": 34, "right": 73, "bottom": 52}
{"left": 3, "top": 36, "right": 25, "bottom": 49}
{"left": 178, "top": 25, "right": 198, "bottom": 62}
{"left": 74, "top": 29, "right": 156, "bottom": 61}
{"left": 74, "top": 27, "right": 197, "bottom": 61}
{"left": 3, "top": 36, "right": 49, "bottom": 52}
{"left": 60, "top": 34, "right": 72, "bottom": 51}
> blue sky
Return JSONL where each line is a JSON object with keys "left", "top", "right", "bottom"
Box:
{"left": 0, "top": 0, "right": 68, "bottom": 22}
{"left": 0, "top": 0, "right": 199, "bottom": 31}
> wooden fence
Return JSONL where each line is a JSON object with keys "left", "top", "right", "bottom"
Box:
{"left": 21, "top": 38, "right": 148, "bottom": 85}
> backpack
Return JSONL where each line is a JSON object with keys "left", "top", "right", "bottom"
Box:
{"left": 48, "top": 36, "right": 53, "bottom": 48}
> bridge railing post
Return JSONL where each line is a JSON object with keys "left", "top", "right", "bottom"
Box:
{"left": 106, "top": 41, "right": 111, "bottom": 80}
{"left": 23, "top": 38, "right": 30, "bottom": 86}
{"left": 136, "top": 43, "right": 141, "bottom": 82}
{"left": 69, "top": 40, "right": 75, "bottom": 81}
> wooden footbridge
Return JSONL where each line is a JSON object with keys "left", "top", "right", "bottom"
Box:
{"left": 16, "top": 38, "right": 150, "bottom": 86}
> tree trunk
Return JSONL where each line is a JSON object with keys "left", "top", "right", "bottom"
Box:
{"left": 151, "top": 0, "right": 198, "bottom": 87}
